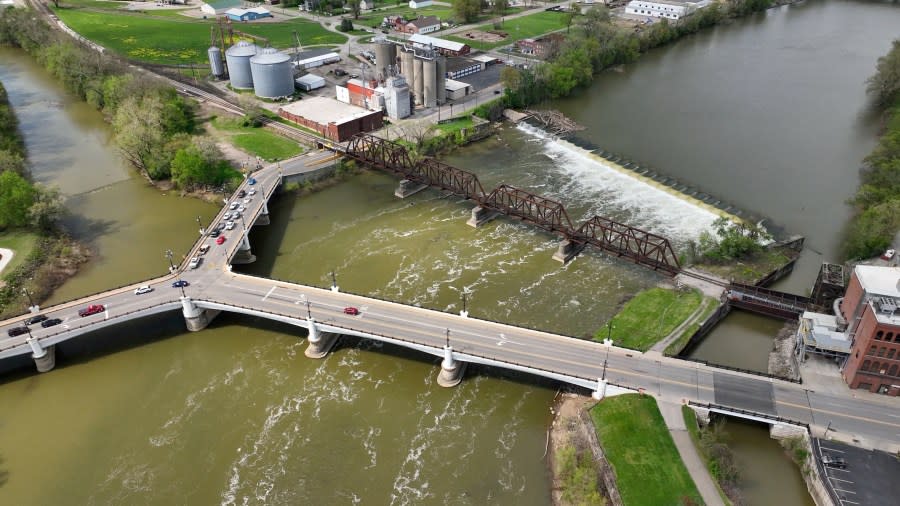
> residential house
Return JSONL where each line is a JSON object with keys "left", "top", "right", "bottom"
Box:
{"left": 403, "top": 15, "right": 441, "bottom": 35}
{"left": 409, "top": 0, "right": 432, "bottom": 8}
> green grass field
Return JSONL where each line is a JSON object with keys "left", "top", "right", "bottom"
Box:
{"left": 665, "top": 298, "right": 719, "bottom": 356}
{"left": 433, "top": 116, "right": 474, "bottom": 134}
{"left": 52, "top": 7, "right": 346, "bottom": 63}
{"left": 213, "top": 118, "right": 303, "bottom": 162}
{"left": 591, "top": 395, "right": 702, "bottom": 506}
{"left": 447, "top": 11, "right": 569, "bottom": 50}
{"left": 597, "top": 287, "right": 703, "bottom": 351}
{"left": 0, "top": 230, "right": 39, "bottom": 277}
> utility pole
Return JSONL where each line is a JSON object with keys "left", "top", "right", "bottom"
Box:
{"left": 165, "top": 249, "right": 176, "bottom": 273}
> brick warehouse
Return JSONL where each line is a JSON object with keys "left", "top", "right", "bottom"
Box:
{"left": 278, "top": 97, "right": 383, "bottom": 142}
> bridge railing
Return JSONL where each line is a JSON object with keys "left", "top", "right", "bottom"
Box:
{"left": 688, "top": 401, "right": 811, "bottom": 429}
{"left": 198, "top": 297, "right": 631, "bottom": 390}
{"left": 678, "top": 356, "right": 802, "bottom": 384}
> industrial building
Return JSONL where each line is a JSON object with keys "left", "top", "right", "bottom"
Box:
{"left": 397, "top": 46, "right": 446, "bottom": 108}
{"left": 295, "top": 52, "right": 341, "bottom": 69}
{"left": 249, "top": 47, "right": 294, "bottom": 98}
{"left": 444, "top": 56, "right": 482, "bottom": 80}
{"left": 401, "top": 16, "right": 442, "bottom": 35}
{"left": 200, "top": 0, "right": 242, "bottom": 15}
{"left": 409, "top": 34, "right": 470, "bottom": 56}
{"left": 224, "top": 7, "right": 272, "bottom": 21}
{"left": 295, "top": 73, "right": 326, "bottom": 92}
{"left": 278, "top": 97, "right": 383, "bottom": 142}
{"left": 444, "top": 79, "right": 471, "bottom": 100}
{"left": 625, "top": 0, "right": 705, "bottom": 20}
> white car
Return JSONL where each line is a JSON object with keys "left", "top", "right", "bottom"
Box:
{"left": 882, "top": 249, "right": 896, "bottom": 261}
{"left": 238, "top": 205, "right": 246, "bottom": 213}
{"left": 188, "top": 256, "right": 201, "bottom": 269}
{"left": 248, "top": 189, "right": 257, "bottom": 196}
{"left": 229, "top": 202, "right": 239, "bottom": 210}
{"left": 225, "top": 221, "right": 235, "bottom": 230}
{"left": 134, "top": 286, "right": 153, "bottom": 295}
{"left": 243, "top": 198, "right": 251, "bottom": 205}
{"left": 223, "top": 212, "right": 232, "bottom": 220}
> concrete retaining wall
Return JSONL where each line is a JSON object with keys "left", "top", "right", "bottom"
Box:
{"left": 769, "top": 427, "right": 835, "bottom": 506}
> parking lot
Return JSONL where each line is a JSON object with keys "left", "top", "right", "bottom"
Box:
{"left": 813, "top": 438, "right": 900, "bottom": 506}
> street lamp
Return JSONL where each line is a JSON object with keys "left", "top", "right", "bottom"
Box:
{"left": 165, "top": 249, "right": 176, "bottom": 273}
{"left": 823, "top": 420, "right": 833, "bottom": 439}
{"left": 306, "top": 299, "right": 312, "bottom": 320}
{"left": 330, "top": 270, "right": 337, "bottom": 291}
{"left": 196, "top": 215, "right": 205, "bottom": 235}
{"left": 22, "top": 286, "right": 35, "bottom": 310}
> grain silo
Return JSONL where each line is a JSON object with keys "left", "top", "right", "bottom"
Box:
{"left": 384, "top": 75, "right": 411, "bottom": 120}
{"left": 422, "top": 58, "right": 436, "bottom": 108}
{"left": 250, "top": 48, "right": 294, "bottom": 99}
{"left": 400, "top": 48, "right": 414, "bottom": 85}
{"left": 436, "top": 55, "right": 446, "bottom": 105}
{"left": 374, "top": 40, "right": 396, "bottom": 81}
{"left": 412, "top": 57, "right": 423, "bottom": 106}
{"left": 225, "top": 41, "right": 259, "bottom": 90}
{"left": 208, "top": 46, "right": 225, "bottom": 78}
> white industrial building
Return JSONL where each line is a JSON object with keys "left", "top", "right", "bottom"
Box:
{"left": 444, "top": 79, "right": 471, "bottom": 100}
{"left": 294, "top": 52, "right": 341, "bottom": 69}
{"left": 409, "top": 0, "right": 432, "bottom": 8}
{"left": 295, "top": 74, "right": 326, "bottom": 91}
{"left": 625, "top": 0, "right": 696, "bottom": 20}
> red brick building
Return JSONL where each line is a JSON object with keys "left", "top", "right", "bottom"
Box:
{"left": 278, "top": 97, "right": 383, "bottom": 142}
{"left": 839, "top": 266, "right": 900, "bottom": 395}
{"left": 515, "top": 33, "right": 565, "bottom": 59}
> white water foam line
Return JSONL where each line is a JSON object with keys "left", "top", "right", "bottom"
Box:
{"left": 517, "top": 124, "right": 744, "bottom": 235}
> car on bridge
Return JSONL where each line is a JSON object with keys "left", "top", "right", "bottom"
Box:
{"left": 248, "top": 178, "right": 256, "bottom": 185}
{"left": 209, "top": 229, "right": 221, "bottom": 238}
{"left": 248, "top": 189, "right": 256, "bottom": 196}
{"left": 237, "top": 190, "right": 246, "bottom": 198}
{"left": 172, "top": 280, "right": 189, "bottom": 288}
{"left": 199, "top": 244, "right": 210, "bottom": 255}
{"left": 41, "top": 318, "right": 62, "bottom": 328}
{"left": 78, "top": 304, "right": 105, "bottom": 317}
{"left": 134, "top": 286, "right": 153, "bottom": 295}
{"left": 242, "top": 198, "right": 251, "bottom": 205}
{"left": 7, "top": 326, "right": 28, "bottom": 337}
{"left": 229, "top": 202, "right": 239, "bottom": 210}
{"left": 25, "top": 314, "right": 48, "bottom": 326}
{"left": 223, "top": 212, "right": 232, "bottom": 220}
{"left": 189, "top": 257, "right": 202, "bottom": 269}
{"left": 216, "top": 236, "right": 226, "bottom": 245}
{"left": 343, "top": 307, "right": 360, "bottom": 315}
{"left": 225, "top": 221, "right": 235, "bottom": 231}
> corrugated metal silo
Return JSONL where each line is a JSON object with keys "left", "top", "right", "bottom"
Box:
{"left": 413, "top": 57, "right": 423, "bottom": 106}
{"left": 250, "top": 48, "right": 294, "bottom": 99}
{"left": 208, "top": 46, "right": 225, "bottom": 78}
{"left": 225, "top": 41, "right": 259, "bottom": 90}
{"left": 422, "top": 58, "right": 436, "bottom": 108}
{"left": 436, "top": 56, "right": 446, "bottom": 105}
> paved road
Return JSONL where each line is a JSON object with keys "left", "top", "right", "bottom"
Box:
{"left": 2, "top": 161, "right": 899, "bottom": 453}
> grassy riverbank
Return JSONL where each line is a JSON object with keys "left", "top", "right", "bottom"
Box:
{"left": 682, "top": 406, "right": 739, "bottom": 505}
{"left": 591, "top": 395, "right": 702, "bottom": 506}
{"left": 596, "top": 287, "right": 703, "bottom": 351}
{"left": 211, "top": 117, "right": 304, "bottom": 163}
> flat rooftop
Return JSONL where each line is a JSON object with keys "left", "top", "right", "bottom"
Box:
{"left": 280, "top": 96, "right": 376, "bottom": 126}
{"left": 855, "top": 265, "right": 900, "bottom": 297}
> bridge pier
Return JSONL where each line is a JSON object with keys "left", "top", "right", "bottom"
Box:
{"left": 394, "top": 179, "right": 428, "bottom": 199}
{"left": 551, "top": 239, "right": 583, "bottom": 264}
{"left": 231, "top": 232, "right": 257, "bottom": 265}
{"left": 304, "top": 318, "right": 339, "bottom": 358}
{"left": 591, "top": 377, "right": 608, "bottom": 400}
{"left": 27, "top": 337, "right": 56, "bottom": 373}
{"left": 437, "top": 345, "right": 466, "bottom": 387}
{"left": 181, "top": 297, "right": 219, "bottom": 332}
{"left": 466, "top": 206, "right": 499, "bottom": 228}
{"left": 254, "top": 202, "right": 270, "bottom": 226}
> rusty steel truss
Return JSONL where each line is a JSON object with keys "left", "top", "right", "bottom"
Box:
{"left": 345, "top": 133, "right": 681, "bottom": 276}
{"left": 575, "top": 216, "right": 680, "bottom": 275}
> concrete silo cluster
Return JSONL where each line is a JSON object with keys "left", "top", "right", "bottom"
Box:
{"left": 397, "top": 45, "right": 445, "bottom": 108}
{"left": 210, "top": 41, "right": 295, "bottom": 99}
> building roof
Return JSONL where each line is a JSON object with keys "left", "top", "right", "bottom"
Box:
{"left": 281, "top": 96, "right": 376, "bottom": 126}
{"left": 296, "top": 74, "right": 325, "bottom": 85}
{"left": 471, "top": 54, "right": 498, "bottom": 64}
{"left": 409, "top": 34, "right": 467, "bottom": 53}
{"left": 444, "top": 79, "right": 470, "bottom": 91}
{"left": 295, "top": 52, "right": 341, "bottom": 66}
{"left": 407, "top": 16, "right": 441, "bottom": 28}
{"left": 800, "top": 312, "right": 851, "bottom": 353}
{"left": 445, "top": 56, "right": 479, "bottom": 73}
{"left": 855, "top": 265, "right": 900, "bottom": 297}
{"left": 203, "top": 0, "right": 242, "bottom": 9}
{"left": 628, "top": 0, "right": 689, "bottom": 6}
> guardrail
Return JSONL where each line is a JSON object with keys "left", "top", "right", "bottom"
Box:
{"left": 678, "top": 356, "right": 803, "bottom": 384}
{"left": 689, "top": 401, "right": 811, "bottom": 429}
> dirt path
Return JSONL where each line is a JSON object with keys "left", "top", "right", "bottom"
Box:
{"left": 0, "top": 248, "right": 13, "bottom": 279}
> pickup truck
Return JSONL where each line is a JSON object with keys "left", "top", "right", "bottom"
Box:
{"left": 78, "top": 304, "right": 105, "bottom": 317}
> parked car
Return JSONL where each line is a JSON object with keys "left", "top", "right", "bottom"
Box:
{"left": 172, "top": 280, "right": 189, "bottom": 288}
{"left": 7, "top": 326, "right": 28, "bottom": 337}
{"left": 78, "top": 304, "right": 105, "bottom": 317}
{"left": 882, "top": 248, "right": 896, "bottom": 261}
{"left": 822, "top": 455, "right": 846, "bottom": 469}
{"left": 41, "top": 318, "right": 63, "bottom": 328}
{"left": 209, "top": 229, "right": 221, "bottom": 238}
{"left": 25, "top": 314, "right": 48, "bottom": 326}
{"left": 343, "top": 307, "right": 360, "bottom": 315}
{"left": 199, "top": 244, "right": 211, "bottom": 255}
{"left": 248, "top": 178, "right": 257, "bottom": 185}
{"left": 225, "top": 221, "right": 235, "bottom": 230}
{"left": 188, "top": 257, "right": 201, "bottom": 269}
{"left": 134, "top": 286, "right": 153, "bottom": 295}
{"left": 216, "top": 236, "right": 226, "bottom": 245}
{"left": 334, "top": 68, "right": 347, "bottom": 76}
{"left": 237, "top": 190, "right": 246, "bottom": 198}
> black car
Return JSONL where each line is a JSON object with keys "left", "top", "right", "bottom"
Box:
{"left": 237, "top": 190, "right": 246, "bottom": 198}
{"left": 41, "top": 318, "right": 63, "bottom": 328}
{"left": 25, "top": 314, "right": 48, "bottom": 326}
{"left": 209, "top": 229, "right": 221, "bottom": 238}
{"left": 172, "top": 280, "right": 190, "bottom": 288}
{"left": 7, "top": 326, "right": 28, "bottom": 337}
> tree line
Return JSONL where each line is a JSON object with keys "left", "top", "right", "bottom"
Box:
{"left": 500, "top": 1, "right": 772, "bottom": 107}
{"left": 0, "top": 7, "right": 237, "bottom": 191}
{"left": 844, "top": 39, "right": 900, "bottom": 259}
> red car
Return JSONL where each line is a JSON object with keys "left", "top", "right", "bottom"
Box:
{"left": 78, "top": 304, "right": 105, "bottom": 317}
{"left": 216, "top": 235, "right": 226, "bottom": 245}
{"left": 343, "top": 307, "right": 360, "bottom": 315}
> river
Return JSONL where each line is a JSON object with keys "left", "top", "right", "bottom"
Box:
{"left": 3, "top": 0, "right": 898, "bottom": 503}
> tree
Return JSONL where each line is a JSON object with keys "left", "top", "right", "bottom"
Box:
{"left": 867, "top": 39, "right": 900, "bottom": 107}
{"left": 453, "top": 0, "right": 482, "bottom": 24}
{"left": 28, "top": 184, "right": 64, "bottom": 231}
{"left": 170, "top": 138, "right": 229, "bottom": 189}
{"left": 500, "top": 65, "right": 523, "bottom": 93}
{"left": 580, "top": 6, "right": 610, "bottom": 39}
{"left": 339, "top": 18, "right": 355, "bottom": 32}
{"left": 0, "top": 149, "right": 26, "bottom": 177}
{"left": 491, "top": 0, "right": 508, "bottom": 16}
{"left": 350, "top": 1, "right": 361, "bottom": 19}
{"left": 0, "top": 170, "right": 35, "bottom": 229}
{"left": 113, "top": 95, "right": 167, "bottom": 178}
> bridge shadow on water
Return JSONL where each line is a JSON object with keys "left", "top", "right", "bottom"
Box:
{"left": 236, "top": 189, "right": 300, "bottom": 276}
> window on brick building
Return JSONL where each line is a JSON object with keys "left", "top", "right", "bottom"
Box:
{"left": 888, "top": 349, "right": 896, "bottom": 360}
{"left": 887, "top": 332, "right": 895, "bottom": 342}
{"left": 862, "top": 360, "right": 871, "bottom": 371}
{"left": 872, "top": 362, "right": 881, "bottom": 374}
{"left": 878, "top": 347, "right": 886, "bottom": 357}
{"left": 890, "top": 364, "right": 899, "bottom": 377}
{"left": 868, "top": 346, "right": 876, "bottom": 356}
{"left": 875, "top": 331, "right": 884, "bottom": 340}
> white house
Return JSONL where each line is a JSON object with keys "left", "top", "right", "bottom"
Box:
{"left": 409, "top": 0, "right": 433, "bottom": 8}
{"left": 360, "top": 0, "right": 375, "bottom": 9}
{"left": 625, "top": 0, "right": 695, "bottom": 20}
{"left": 200, "top": 0, "right": 243, "bottom": 16}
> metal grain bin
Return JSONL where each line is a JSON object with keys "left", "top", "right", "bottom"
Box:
{"left": 225, "top": 41, "right": 259, "bottom": 90}
{"left": 208, "top": 46, "right": 225, "bottom": 78}
{"left": 250, "top": 47, "right": 294, "bottom": 99}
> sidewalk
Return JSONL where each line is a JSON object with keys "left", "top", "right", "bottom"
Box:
{"left": 657, "top": 400, "right": 725, "bottom": 506}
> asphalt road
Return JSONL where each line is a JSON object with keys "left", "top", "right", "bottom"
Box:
{"left": 2, "top": 161, "right": 899, "bottom": 452}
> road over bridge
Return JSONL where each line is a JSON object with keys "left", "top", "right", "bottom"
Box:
{"left": 2, "top": 157, "right": 898, "bottom": 452}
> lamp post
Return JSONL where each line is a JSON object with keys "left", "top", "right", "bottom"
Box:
{"left": 823, "top": 420, "right": 833, "bottom": 439}
{"left": 445, "top": 328, "right": 450, "bottom": 348}
{"left": 460, "top": 289, "right": 469, "bottom": 318}
{"left": 306, "top": 299, "right": 312, "bottom": 320}
{"left": 165, "top": 249, "right": 176, "bottom": 273}
{"left": 22, "top": 286, "right": 35, "bottom": 310}
{"left": 602, "top": 335, "right": 611, "bottom": 381}
{"left": 196, "top": 215, "right": 205, "bottom": 235}
{"left": 330, "top": 270, "right": 338, "bottom": 292}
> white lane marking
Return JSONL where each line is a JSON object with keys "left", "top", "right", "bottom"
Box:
{"left": 828, "top": 477, "right": 853, "bottom": 484}
{"left": 262, "top": 286, "right": 276, "bottom": 301}
{"left": 838, "top": 500, "right": 859, "bottom": 505}
{"left": 497, "top": 333, "right": 521, "bottom": 347}
{"left": 821, "top": 447, "right": 845, "bottom": 453}
{"left": 827, "top": 467, "right": 851, "bottom": 473}
{"left": 833, "top": 488, "right": 856, "bottom": 494}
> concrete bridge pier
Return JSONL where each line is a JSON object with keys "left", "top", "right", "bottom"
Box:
{"left": 466, "top": 206, "right": 499, "bottom": 228}
{"left": 437, "top": 345, "right": 466, "bottom": 387}
{"left": 181, "top": 297, "right": 219, "bottom": 331}
{"left": 231, "top": 232, "right": 257, "bottom": 264}
{"left": 304, "top": 318, "right": 339, "bottom": 358}
{"left": 591, "top": 377, "right": 608, "bottom": 400}
{"left": 551, "top": 239, "right": 583, "bottom": 264}
{"left": 255, "top": 202, "right": 271, "bottom": 226}
{"left": 27, "top": 337, "right": 56, "bottom": 373}
{"left": 394, "top": 179, "right": 428, "bottom": 198}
